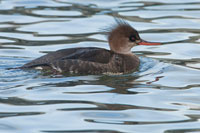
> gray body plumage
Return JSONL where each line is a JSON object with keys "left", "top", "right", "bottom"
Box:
{"left": 21, "top": 47, "right": 139, "bottom": 75}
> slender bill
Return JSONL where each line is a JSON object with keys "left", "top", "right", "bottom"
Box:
{"left": 138, "top": 40, "right": 161, "bottom": 45}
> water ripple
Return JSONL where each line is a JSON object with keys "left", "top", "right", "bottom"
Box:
{"left": 1, "top": 0, "right": 200, "bottom": 133}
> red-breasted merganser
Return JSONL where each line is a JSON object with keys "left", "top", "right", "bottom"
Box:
{"left": 21, "top": 19, "right": 161, "bottom": 75}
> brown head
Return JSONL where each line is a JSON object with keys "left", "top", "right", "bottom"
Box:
{"left": 107, "top": 19, "right": 160, "bottom": 55}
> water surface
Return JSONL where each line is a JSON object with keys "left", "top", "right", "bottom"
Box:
{"left": 1, "top": 0, "right": 200, "bottom": 133}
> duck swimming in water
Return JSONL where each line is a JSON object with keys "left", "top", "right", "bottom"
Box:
{"left": 21, "top": 19, "right": 160, "bottom": 75}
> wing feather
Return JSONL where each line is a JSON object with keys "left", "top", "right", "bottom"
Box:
{"left": 22, "top": 47, "right": 112, "bottom": 68}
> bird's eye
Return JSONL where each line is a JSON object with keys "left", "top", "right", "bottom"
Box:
{"left": 129, "top": 36, "right": 135, "bottom": 42}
